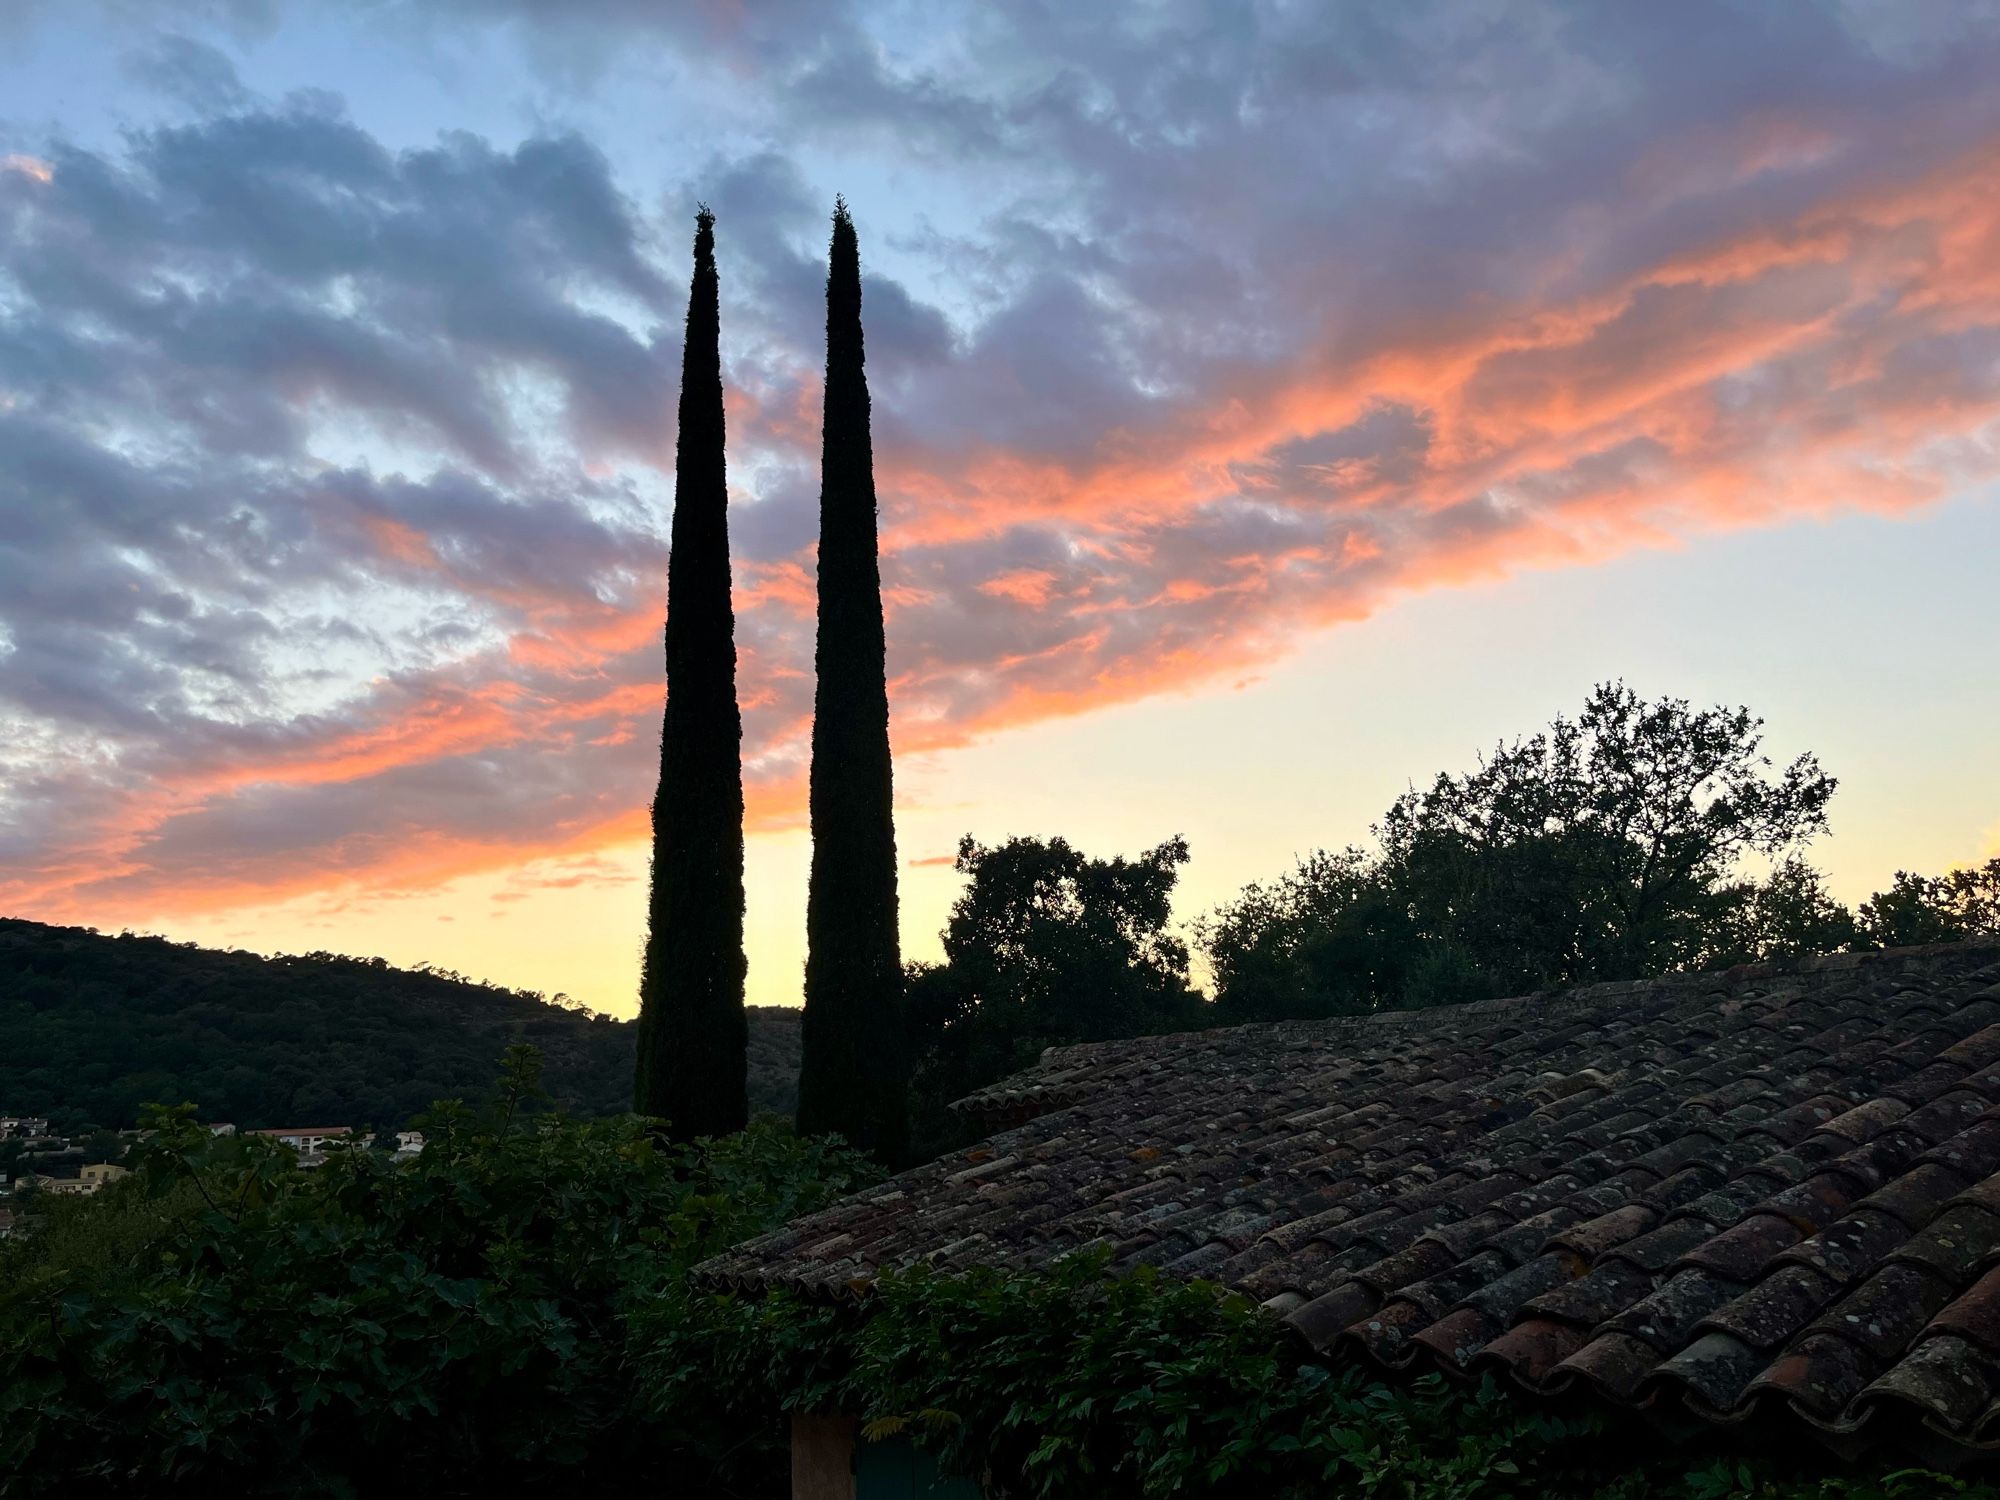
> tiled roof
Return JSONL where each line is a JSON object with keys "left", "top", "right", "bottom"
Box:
{"left": 700, "top": 942, "right": 2000, "bottom": 1453}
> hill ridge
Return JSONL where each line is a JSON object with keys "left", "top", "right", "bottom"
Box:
{"left": 0, "top": 918, "right": 800, "bottom": 1131}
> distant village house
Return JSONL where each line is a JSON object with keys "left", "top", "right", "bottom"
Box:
{"left": 14, "top": 1162, "right": 128, "bottom": 1197}
{"left": 252, "top": 1126, "right": 355, "bottom": 1168}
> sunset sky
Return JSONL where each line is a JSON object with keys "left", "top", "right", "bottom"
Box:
{"left": 2, "top": 2, "right": 1997, "bottom": 1014}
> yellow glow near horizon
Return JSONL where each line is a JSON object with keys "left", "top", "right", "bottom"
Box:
{"left": 122, "top": 493, "right": 2000, "bottom": 1019}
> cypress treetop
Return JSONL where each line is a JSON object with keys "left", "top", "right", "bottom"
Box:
{"left": 797, "top": 198, "right": 908, "bottom": 1163}
{"left": 634, "top": 206, "right": 749, "bottom": 1139}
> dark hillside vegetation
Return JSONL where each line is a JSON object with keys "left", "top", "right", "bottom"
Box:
{"left": 0, "top": 919, "right": 801, "bottom": 1132}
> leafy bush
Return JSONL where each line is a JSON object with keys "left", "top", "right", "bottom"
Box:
{"left": 0, "top": 1172, "right": 205, "bottom": 1290}
{"left": 0, "top": 1052, "right": 877, "bottom": 1497}
{"left": 638, "top": 1253, "right": 1996, "bottom": 1500}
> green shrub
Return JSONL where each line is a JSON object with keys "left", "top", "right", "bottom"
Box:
{"left": 0, "top": 1172, "right": 205, "bottom": 1290}
{"left": 638, "top": 1254, "right": 1998, "bottom": 1500}
{"left": 0, "top": 1053, "right": 877, "bottom": 1497}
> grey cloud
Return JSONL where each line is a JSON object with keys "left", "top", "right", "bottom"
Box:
{"left": 884, "top": 271, "right": 1157, "bottom": 462}
{"left": 4, "top": 107, "right": 679, "bottom": 473}
{"left": 730, "top": 465, "right": 820, "bottom": 564}
{"left": 859, "top": 273, "right": 954, "bottom": 372}
{"left": 124, "top": 32, "right": 252, "bottom": 110}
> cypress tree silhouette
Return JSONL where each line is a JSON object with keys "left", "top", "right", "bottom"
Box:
{"left": 633, "top": 207, "right": 748, "bottom": 1138}
{"left": 797, "top": 199, "right": 908, "bottom": 1162}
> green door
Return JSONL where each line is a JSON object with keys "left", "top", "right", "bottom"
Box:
{"left": 854, "top": 1437, "right": 981, "bottom": 1499}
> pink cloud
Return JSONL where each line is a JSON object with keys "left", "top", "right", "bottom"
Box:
{"left": 6, "top": 92, "right": 2000, "bottom": 934}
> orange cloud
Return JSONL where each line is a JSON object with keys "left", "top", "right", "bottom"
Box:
{"left": 978, "top": 568, "right": 1062, "bottom": 606}
{"left": 1, "top": 153, "right": 53, "bottom": 184}
{"left": 11, "top": 120, "right": 2000, "bottom": 939}
{"left": 872, "top": 136, "right": 2000, "bottom": 560}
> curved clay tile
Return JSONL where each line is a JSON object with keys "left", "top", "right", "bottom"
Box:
{"left": 700, "top": 939, "right": 2000, "bottom": 1456}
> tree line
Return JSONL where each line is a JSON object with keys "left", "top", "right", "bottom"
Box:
{"left": 902, "top": 682, "right": 1998, "bottom": 1154}
{"left": 1196, "top": 683, "right": 1996, "bottom": 1020}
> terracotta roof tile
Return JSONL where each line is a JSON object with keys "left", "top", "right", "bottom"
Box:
{"left": 1859, "top": 1334, "right": 1999, "bottom": 1433}
{"left": 1927, "top": 1267, "right": 2000, "bottom": 1354}
{"left": 1892, "top": 1203, "right": 2000, "bottom": 1282}
{"left": 1647, "top": 1328, "right": 1768, "bottom": 1413}
{"left": 1807, "top": 1261, "right": 1958, "bottom": 1361}
{"left": 1747, "top": 1330, "right": 1875, "bottom": 1423}
{"left": 1697, "top": 1263, "right": 1839, "bottom": 1351}
{"left": 1412, "top": 1304, "right": 1506, "bottom": 1370}
{"left": 1602, "top": 1213, "right": 1725, "bottom": 1273}
{"left": 1862, "top": 1161, "right": 1973, "bottom": 1231}
{"left": 1344, "top": 1295, "right": 1433, "bottom": 1366}
{"left": 699, "top": 940, "right": 2000, "bottom": 1455}
{"left": 1778, "top": 1207, "right": 1910, "bottom": 1285}
{"left": 1558, "top": 1328, "right": 1664, "bottom": 1400}
{"left": 1549, "top": 1203, "right": 1658, "bottom": 1260}
{"left": 1475, "top": 1315, "right": 1587, "bottom": 1384}
{"left": 1677, "top": 1213, "right": 1806, "bottom": 1281}
{"left": 1522, "top": 1256, "right": 1656, "bottom": 1328}
{"left": 1604, "top": 1268, "right": 1747, "bottom": 1351}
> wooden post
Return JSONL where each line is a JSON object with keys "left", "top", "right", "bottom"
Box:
{"left": 792, "top": 1412, "right": 857, "bottom": 1500}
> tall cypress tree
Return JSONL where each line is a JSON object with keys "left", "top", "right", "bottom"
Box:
{"left": 797, "top": 199, "right": 908, "bottom": 1162}
{"left": 633, "top": 207, "right": 748, "bottom": 1139}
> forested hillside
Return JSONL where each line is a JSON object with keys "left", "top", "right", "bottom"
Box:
{"left": 0, "top": 920, "right": 801, "bottom": 1132}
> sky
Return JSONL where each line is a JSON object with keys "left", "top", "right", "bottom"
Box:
{"left": 1, "top": 1, "right": 1997, "bottom": 1015}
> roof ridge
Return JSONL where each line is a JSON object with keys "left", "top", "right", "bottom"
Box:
{"left": 955, "top": 937, "right": 2000, "bottom": 1111}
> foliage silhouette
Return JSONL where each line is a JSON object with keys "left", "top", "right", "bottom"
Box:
{"left": 637, "top": 1254, "right": 1987, "bottom": 1500}
{"left": 1203, "top": 684, "right": 1843, "bottom": 1020}
{"left": 635, "top": 207, "right": 749, "bottom": 1138}
{"left": 1858, "top": 858, "right": 2000, "bottom": 948}
{"left": 904, "top": 834, "right": 1201, "bottom": 1154}
{"left": 798, "top": 199, "right": 907, "bottom": 1164}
